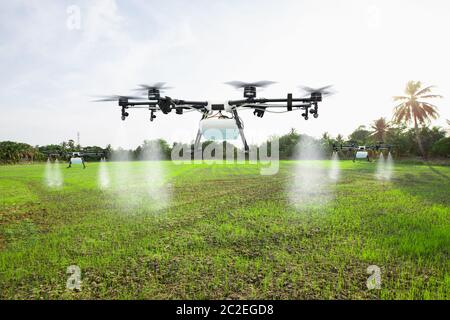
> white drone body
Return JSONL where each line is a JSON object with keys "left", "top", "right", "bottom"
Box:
{"left": 200, "top": 118, "right": 239, "bottom": 140}
{"left": 199, "top": 100, "right": 239, "bottom": 140}
{"left": 355, "top": 151, "right": 369, "bottom": 159}
{"left": 70, "top": 157, "right": 83, "bottom": 164}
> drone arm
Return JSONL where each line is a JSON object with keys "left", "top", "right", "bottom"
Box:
{"left": 125, "top": 101, "right": 158, "bottom": 107}
{"left": 334, "top": 145, "right": 356, "bottom": 151}
{"left": 121, "top": 99, "right": 208, "bottom": 118}
{"left": 238, "top": 103, "right": 311, "bottom": 109}
{"left": 228, "top": 97, "right": 314, "bottom": 106}
{"left": 160, "top": 98, "right": 207, "bottom": 114}
{"left": 229, "top": 94, "right": 319, "bottom": 120}
{"left": 259, "top": 97, "right": 314, "bottom": 103}
{"left": 123, "top": 99, "right": 207, "bottom": 108}
{"left": 172, "top": 99, "right": 208, "bottom": 107}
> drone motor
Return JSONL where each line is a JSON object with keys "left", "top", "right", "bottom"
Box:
{"left": 310, "top": 92, "right": 322, "bottom": 102}
{"left": 133, "top": 83, "right": 172, "bottom": 100}
{"left": 118, "top": 97, "right": 128, "bottom": 106}
{"left": 243, "top": 86, "right": 257, "bottom": 99}
{"left": 148, "top": 88, "right": 160, "bottom": 100}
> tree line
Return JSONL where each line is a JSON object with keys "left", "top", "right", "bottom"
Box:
{"left": 1, "top": 81, "right": 449, "bottom": 164}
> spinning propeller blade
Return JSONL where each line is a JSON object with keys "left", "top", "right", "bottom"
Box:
{"left": 91, "top": 95, "right": 144, "bottom": 102}
{"left": 299, "top": 85, "right": 335, "bottom": 97}
{"left": 133, "top": 82, "right": 173, "bottom": 92}
{"left": 225, "top": 80, "right": 277, "bottom": 89}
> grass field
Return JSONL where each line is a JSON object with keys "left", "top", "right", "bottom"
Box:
{"left": 0, "top": 160, "right": 449, "bottom": 299}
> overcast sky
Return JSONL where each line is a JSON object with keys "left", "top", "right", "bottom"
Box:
{"left": 0, "top": 0, "right": 449, "bottom": 149}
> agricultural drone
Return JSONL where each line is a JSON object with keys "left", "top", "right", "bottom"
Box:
{"left": 93, "top": 82, "right": 334, "bottom": 153}
{"left": 44, "top": 150, "right": 106, "bottom": 168}
{"left": 333, "top": 143, "right": 393, "bottom": 162}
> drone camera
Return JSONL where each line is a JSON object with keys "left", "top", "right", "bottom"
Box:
{"left": 243, "top": 86, "right": 257, "bottom": 99}
{"left": 176, "top": 107, "right": 183, "bottom": 115}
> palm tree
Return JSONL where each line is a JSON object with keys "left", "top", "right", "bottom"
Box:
{"left": 393, "top": 81, "right": 442, "bottom": 157}
{"left": 370, "top": 117, "right": 390, "bottom": 142}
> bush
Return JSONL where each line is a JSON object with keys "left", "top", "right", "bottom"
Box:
{"left": 431, "top": 137, "right": 450, "bottom": 157}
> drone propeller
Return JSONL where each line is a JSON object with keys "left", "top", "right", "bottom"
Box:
{"left": 299, "top": 85, "right": 335, "bottom": 98}
{"left": 225, "top": 80, "right": 277, "bottom": 89}
{"left": 134, "top": 82, "right": 173, "bottom": 92}
{"left": 225, "top": 80, "right": 276, "bottom": 98}
{"left": 133, "top": 83, "right": 173, "bottom": 100}
{"left": 91, "top": 95, "right": 144, "bottom": 102}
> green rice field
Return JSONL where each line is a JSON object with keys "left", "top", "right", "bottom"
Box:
{"left": 0, "top": 161, "right": 449, "bottom": 299}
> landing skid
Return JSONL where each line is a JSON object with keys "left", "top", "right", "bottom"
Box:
{"left": 232, "top": 109, "right": 249, "bottom": 154}
{"left": 193, "top": 110, "right": 249, "bottom": 155}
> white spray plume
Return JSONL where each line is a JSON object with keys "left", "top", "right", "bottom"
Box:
{"left": 106, "top": 138, "right": 172, "bottom": 212}
{"left": 383, "top": 152, "right": 394, "bottom": 181}
{"left": 289, "top": 137, "right": 335, "bottom": 209}
{"left": 98, "top": 157, "right": 110, "bottom": 189}
{"left": 329, "top": 151, "right": 341, "bottom": 182}
{"left": 375, "top": 153, "right": 385, "bottom": 180}
{"left": 140, "top": 140, "right": 171, "bottom": 209}
{"left": 44, "top": 158, "right": 63, "bottom": 188}
{"left": 375, "top": 152, "right": 394, "bottom": 181}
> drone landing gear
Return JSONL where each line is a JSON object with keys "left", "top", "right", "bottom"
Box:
{"left": 193, "top": 111, "right": 249, "bottom": 156}
{"left": 194, "top": 112, "right": 208, "bottom": 153}
{"left": 194, "top": 128, "right": 203, "bottom": 152}
{"left": 232, "top": 110, "right": 249, "bottom": 154}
